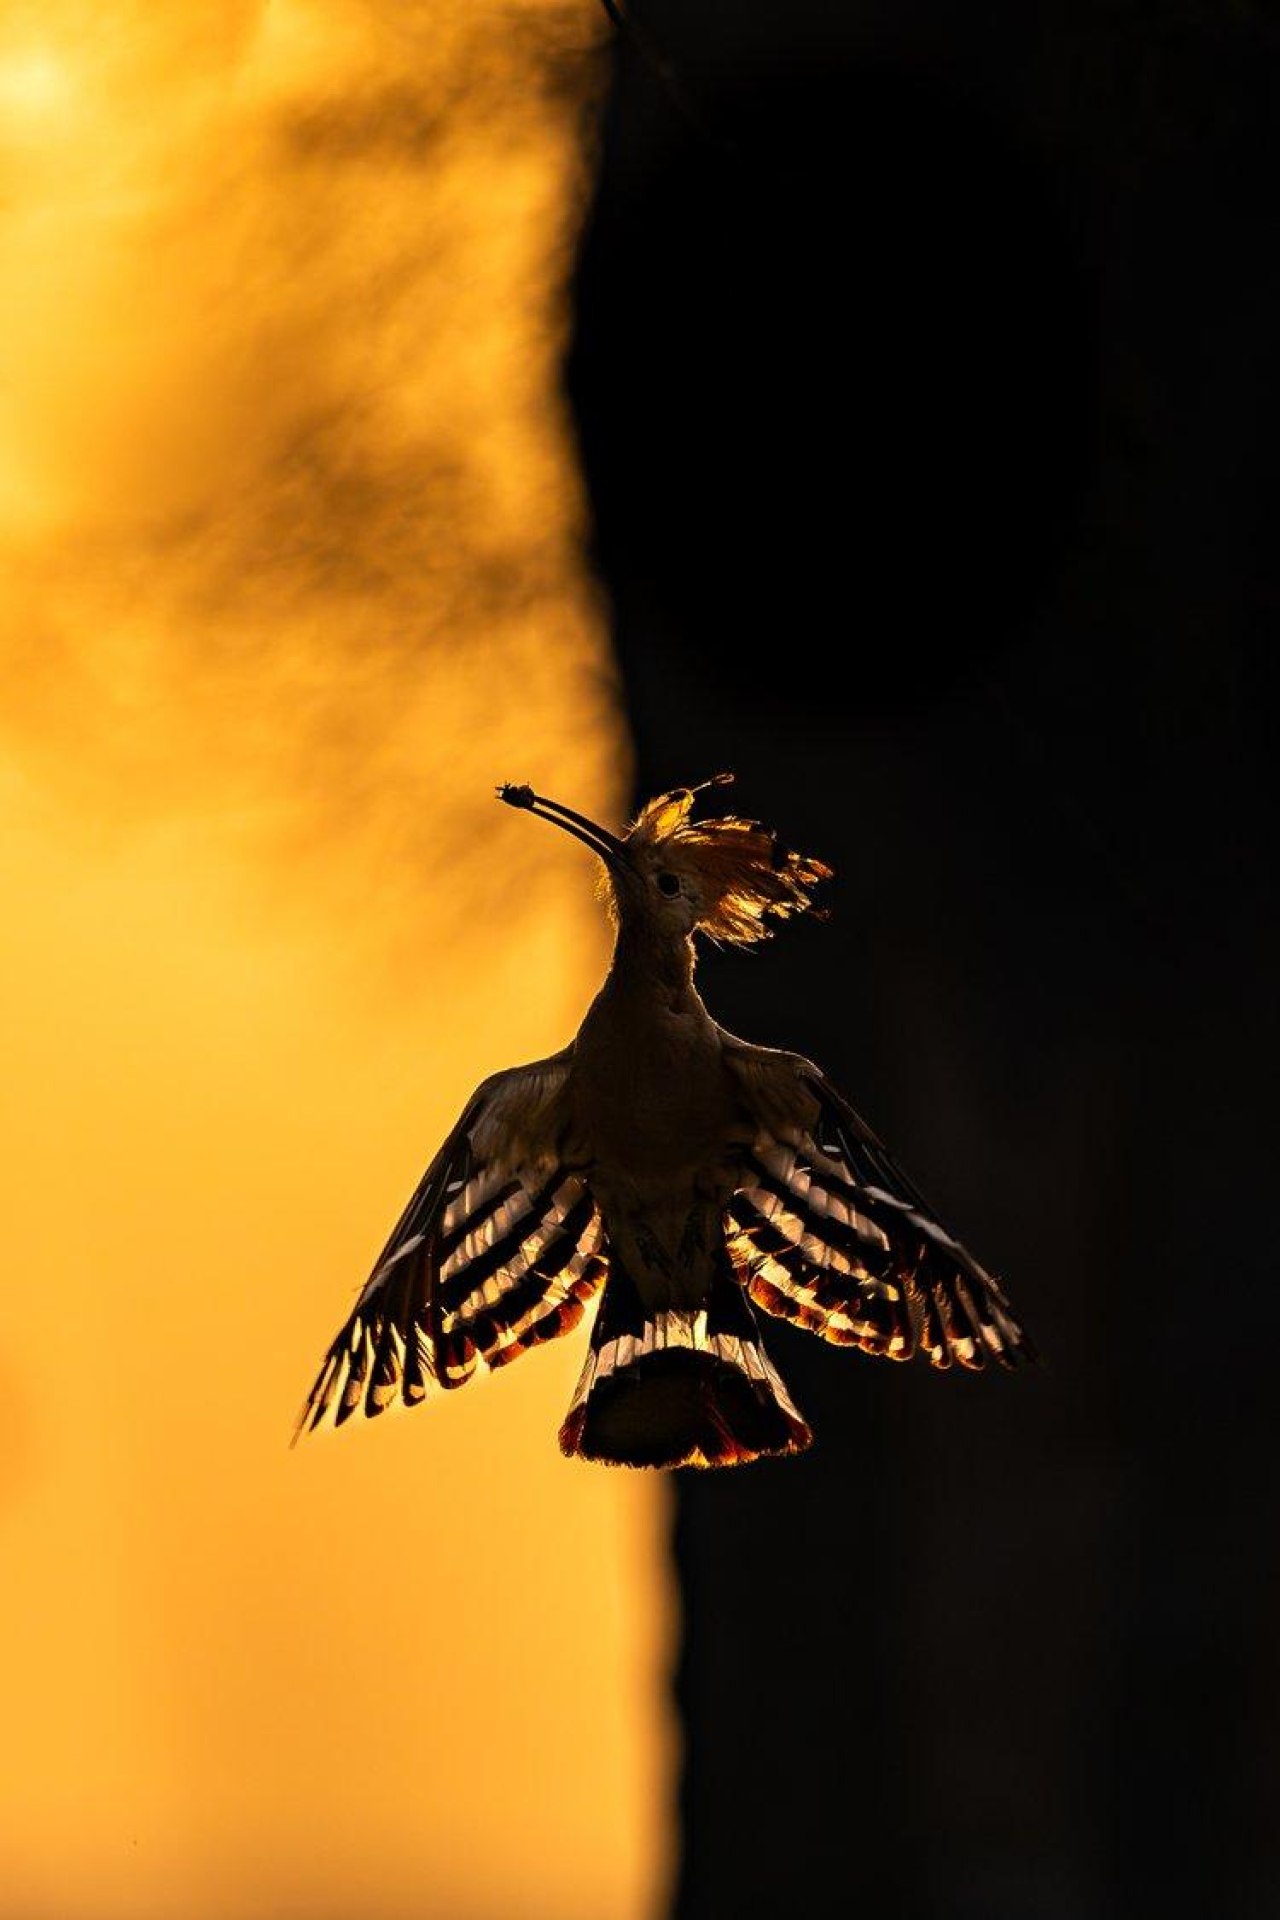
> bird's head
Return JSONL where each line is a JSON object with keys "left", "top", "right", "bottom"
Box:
{"left": 497, "top": 774, "right": 831, "bottom": 946}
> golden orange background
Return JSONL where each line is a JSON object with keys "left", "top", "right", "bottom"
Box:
{"left": 0, "top": 4, "right": 671, "bottom": 1915}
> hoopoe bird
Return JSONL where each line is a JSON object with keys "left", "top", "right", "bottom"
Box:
{"left": 295, "top": 776, "right": 1034, "bottom": 1468}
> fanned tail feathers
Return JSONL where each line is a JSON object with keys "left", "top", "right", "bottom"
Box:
{"left": 559, "top": 1252, "right": 812, "bottom": 1469}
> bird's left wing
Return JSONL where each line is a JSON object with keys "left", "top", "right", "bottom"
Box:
{"left": 293, "top": 1049, "right": 604, "bottom": 1440}
{"left": 722, "top": 1040, "right": 1034, "bottom": 1372}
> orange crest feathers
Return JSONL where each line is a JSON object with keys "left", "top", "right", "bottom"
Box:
{"left": 627, "top": 775, "right": 833, "bottom": 945}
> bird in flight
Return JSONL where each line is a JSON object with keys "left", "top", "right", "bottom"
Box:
{"left": 294, "top": 776, "right": 1033, "bottom": 1468}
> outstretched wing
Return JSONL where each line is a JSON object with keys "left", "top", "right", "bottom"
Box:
{"left": 293, "top": 1050, "right": 605, "bottom": 1439}
{"left": 723, "top": 1045, "right": 1033, "bottom": 1371}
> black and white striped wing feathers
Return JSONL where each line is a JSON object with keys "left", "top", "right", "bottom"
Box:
{"left": 294, "top": 1055, "right": 604, "bottom": 1439}
{"left": 727, "top": 1070, "right": 1033, "bottom": 1371}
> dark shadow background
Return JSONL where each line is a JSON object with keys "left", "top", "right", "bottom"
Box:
{"left": 566, "top": 3, "right": 1279, "bottom": 1915}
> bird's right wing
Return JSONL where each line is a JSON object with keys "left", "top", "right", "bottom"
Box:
{"left": 722, "top": 1038, "right": 1034, "bottom": 1371}
{"left": 293, "top": 1050, "right": 605, "bottom": 1440}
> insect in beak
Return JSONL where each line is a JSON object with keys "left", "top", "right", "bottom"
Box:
{"left": 497, "top": 783, "right": 629, "bottom": 871}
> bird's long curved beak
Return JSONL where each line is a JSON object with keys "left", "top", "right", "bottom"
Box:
{"left": 496, "top": 783, "right": 628, "bottom": 870}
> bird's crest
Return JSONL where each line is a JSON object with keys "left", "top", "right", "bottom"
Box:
{"left": 627, "top": 774, "right": 832, "bottom": 944}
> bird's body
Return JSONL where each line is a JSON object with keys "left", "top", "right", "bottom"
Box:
{"left": 573, "top": 938, "right": 744, "bottom": 1312}
{"left": 295, "top": 777, "right": 1034, "bottom": 1468}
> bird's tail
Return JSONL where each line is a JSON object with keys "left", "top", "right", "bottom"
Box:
{"left": 558, "top": 1247, "right": 812, "bottom": 1470}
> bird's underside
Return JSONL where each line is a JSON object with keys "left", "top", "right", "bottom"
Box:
{"left": 295, "top": 776, "right": 1034, "bottom": 1468}
{"left": 294, "top": 1035, "right": 1035, "bottom": 1469}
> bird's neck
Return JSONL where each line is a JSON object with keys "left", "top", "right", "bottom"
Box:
{"left": 605, "top": 915, "right": 697, "bottom": 1006}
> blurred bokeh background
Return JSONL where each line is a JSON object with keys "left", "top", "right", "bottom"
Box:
{"left": 3, "top": 1, "right": 1278, "bottom": 1916}
{"left": 1, "top": 4, "right": 669, "bottom": 1917}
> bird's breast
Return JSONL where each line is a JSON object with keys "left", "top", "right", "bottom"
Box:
{"left": 572, "top": 997, "right": 741, "bottom": 1176}
{"left": 570, "top": 996, "right": 751, "bottom": 1311}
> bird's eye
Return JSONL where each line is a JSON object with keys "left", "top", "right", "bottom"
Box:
{"left": 656, "top": 871, "right": 680, "bottom": 897}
